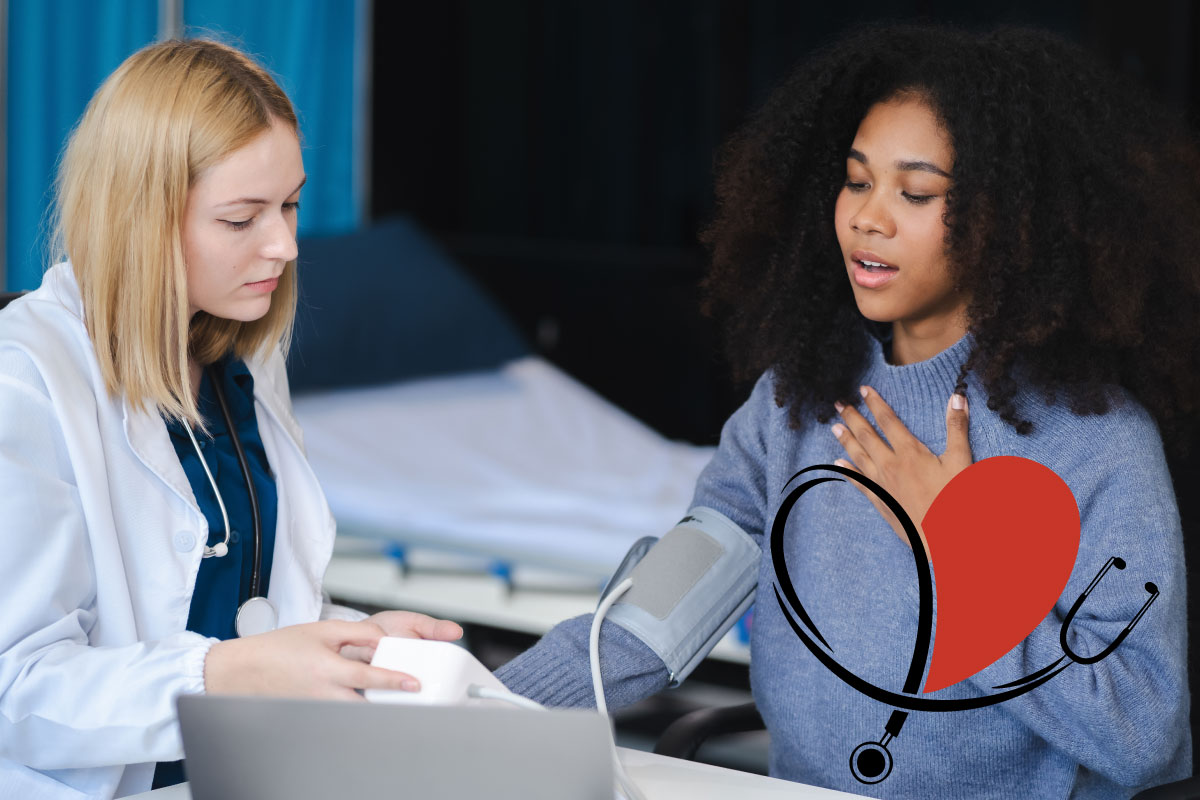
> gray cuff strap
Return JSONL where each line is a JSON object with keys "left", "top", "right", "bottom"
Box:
{"left": 604, "top": 506, "right": 759, "bottom": 686}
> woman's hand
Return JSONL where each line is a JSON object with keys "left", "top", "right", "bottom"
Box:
{"left": 204, "top": 620, "right": 423, "bottom": 700}
{"left": 831, "top": 386, "right": 972, "bottom": 548}
{"left": 365, "top": 610, "right": 463, "bottom": 642}
{"left": 339, "top": 610, "right": 464, "bottom": 663}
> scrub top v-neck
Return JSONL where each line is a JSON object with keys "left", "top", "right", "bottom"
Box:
{"left": 154, "top": 357, "right": 278, "bottom": 788}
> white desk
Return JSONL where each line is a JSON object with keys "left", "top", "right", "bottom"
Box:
{"left": 129, "top": 748, "right": 868, "bottom": 799}
{"left": 322, "top": 551, "right": 751, "bottom": 664}
{"left": 620, "top": 749, "right": 868, "bottom": 798}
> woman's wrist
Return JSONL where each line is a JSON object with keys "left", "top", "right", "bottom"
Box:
{"left": 203, "top": 638, "right": 236, "bottom": 694}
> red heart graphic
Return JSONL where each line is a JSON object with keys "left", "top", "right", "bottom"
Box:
{"left": 920, "top": 456, "right": 1080, "bottom": 693}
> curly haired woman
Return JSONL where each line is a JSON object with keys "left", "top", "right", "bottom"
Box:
{"left": 498, "top": 24, "right": 1198, "bottom": 798}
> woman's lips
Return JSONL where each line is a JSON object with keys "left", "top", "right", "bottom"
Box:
{"left": 245, "top": 277, "right": 279, "bottom": 292}
{"left": 850, "top": 251, "right": 898, "bottom": 288}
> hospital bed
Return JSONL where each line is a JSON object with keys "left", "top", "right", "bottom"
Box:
{"left": 289, "top": 217, "right": 718, "bottom": 585}
{"left": 292, "top": 356, "right": 714, "bottom": 580}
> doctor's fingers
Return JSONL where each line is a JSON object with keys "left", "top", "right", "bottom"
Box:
{"left": 309, "top": 621, "right": 426, "bottom": 692}
{"left": 367, "top": 610, "right": 464, "bottom": 641}
{"left": 312, "top": 619, "right": 391, "bottom": 651}
{"left": 330, "top": 657, "right": 422, "bottom": 696}
{"left": 338, "top": 644, "right": 377, "bottom": 663}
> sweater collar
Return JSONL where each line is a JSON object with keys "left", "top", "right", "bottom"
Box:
{"left": 858, "top": 327, "right": 974, "bottom": 412}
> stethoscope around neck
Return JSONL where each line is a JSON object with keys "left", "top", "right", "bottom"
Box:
{"left": 771, "top": 464, "right": 1159, "bottom": 785}
{"left": 182, "top": 362, "right": 278, "bottom": 638}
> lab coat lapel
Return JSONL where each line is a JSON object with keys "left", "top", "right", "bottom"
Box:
{"left": 122, "top": 399, "right": 198, "bottom": 512}
{"left": 54, "top": 259, "right": 199, "bottom": 515}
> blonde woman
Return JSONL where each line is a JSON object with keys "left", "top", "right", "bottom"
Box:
{"left": 0, "top": 39, "right": 460, "bottom": 798}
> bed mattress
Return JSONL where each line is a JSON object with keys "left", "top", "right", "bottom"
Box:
{"left": 291, "top": 358, "right": 716, "bottom": 578}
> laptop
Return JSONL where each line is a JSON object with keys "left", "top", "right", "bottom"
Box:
{"left": 177, "top": 694, "right": 615, "bottom": 799}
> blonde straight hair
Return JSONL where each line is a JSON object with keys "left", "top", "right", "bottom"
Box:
{"left": 53, "top": 39, "right": 300, "bottom": 427}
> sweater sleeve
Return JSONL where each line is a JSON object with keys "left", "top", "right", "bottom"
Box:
{"left": 966, "top": 402, "right": 1190, "bottom": 788}
{"left": 496, "top": 373, "right": 775, "bottom": 707}
{"left": 494, "top": 615, "right": 669, "bottom": 709}
{"left": 688, "top": 371, "right": 773, "bottom": 538}
{"left": 0, "top": 350, "right": 216, "bottom": 770}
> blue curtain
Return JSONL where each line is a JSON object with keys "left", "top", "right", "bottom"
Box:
{"left": 4, "top": 0, "right": 365, "bottom": 291}
{"left": 184, "top": 0, "right": 363, "bottom": 240}
{"left": 5, "top": 0, "right": 157, "bottom": 290}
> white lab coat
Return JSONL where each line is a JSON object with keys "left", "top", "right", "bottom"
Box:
{"left": 0, "top": 264, "right": 351, "bottom": 798}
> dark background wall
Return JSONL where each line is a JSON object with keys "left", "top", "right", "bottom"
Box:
{"left": 370, "top": 1, "right": 1200, "bottom": 445}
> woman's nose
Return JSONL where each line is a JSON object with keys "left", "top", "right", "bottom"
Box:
{"left": 850, "top": 192, "right": 895, "bottom": 237}
{"left": 261, "top": 214, "right": 298, "bottom": 262}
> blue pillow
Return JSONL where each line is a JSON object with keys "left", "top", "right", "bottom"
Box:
{"left": 287, "top": 217, "right": 529, "bottom": 392}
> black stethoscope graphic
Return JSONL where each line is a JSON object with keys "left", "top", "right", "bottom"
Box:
{"left": 770, "top": 464, "right": 1160, "bottom": 785}
{"left": 182, "top": 363, "right": 276, "bottom": 638}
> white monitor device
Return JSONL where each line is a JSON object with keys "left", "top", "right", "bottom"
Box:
{"left": 176, "top": 694, "right": 615, "bottom": 800}
{"left": 364, "top": 637, "right": 511, "bottom": 706}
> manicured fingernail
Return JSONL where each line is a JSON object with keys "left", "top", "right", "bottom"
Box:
{"left": 402, "top": 679, "right": 420, "bottom": 691}
{"left": 831, "top": 423, "right": 846, "bottom": 438}
{"left": 834, "top": 401, "right": 845, "bottom": 413}
{"left": 859, "top": 386, "right": 869, "bottom": 398}
{"left": 834, "top": 459, "right": 849, "bottom": 468}
{"left": 951, "top": 394, "right": 966, "bottom": 411}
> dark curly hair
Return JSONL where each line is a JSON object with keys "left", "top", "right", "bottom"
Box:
{"left": 701, "top": 24, "right": 1200, "bottom": 454}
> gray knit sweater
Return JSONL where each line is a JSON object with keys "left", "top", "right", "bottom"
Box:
{"left": 497, "top": 333, "right": 1190, "bottom": 798}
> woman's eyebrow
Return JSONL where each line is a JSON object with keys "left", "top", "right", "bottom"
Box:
{"left": 897, "top": 160, "right": 951, "bottom": 178}
{"left": 215, "top": 176, "right": 308, "bottom": 209}
{"left": 847, "top": 148, "right": 950, "bottom": 178}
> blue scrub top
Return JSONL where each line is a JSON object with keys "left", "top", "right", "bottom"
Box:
{"left": 154, "top": 357, "right": 278, "bottom": 788}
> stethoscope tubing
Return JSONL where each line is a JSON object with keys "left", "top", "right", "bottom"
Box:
{"left": 208, "top": 362, "right": 263, "bottom": 601}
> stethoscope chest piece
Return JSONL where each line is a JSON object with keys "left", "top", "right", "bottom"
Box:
{"left": 236, "top": 596, "right": 278, "bottom": 638}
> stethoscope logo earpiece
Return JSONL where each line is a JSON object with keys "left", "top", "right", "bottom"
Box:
{"left": 771, "top": 464, "right": 1160, "bottom": 786}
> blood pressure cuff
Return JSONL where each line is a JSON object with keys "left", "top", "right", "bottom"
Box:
{"left": 603, "top": 506, "right": 759, "bottom": 686}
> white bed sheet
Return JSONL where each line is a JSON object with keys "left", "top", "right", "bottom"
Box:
{"left": 290, "top": 357, "right": 715, "bottom": 577}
